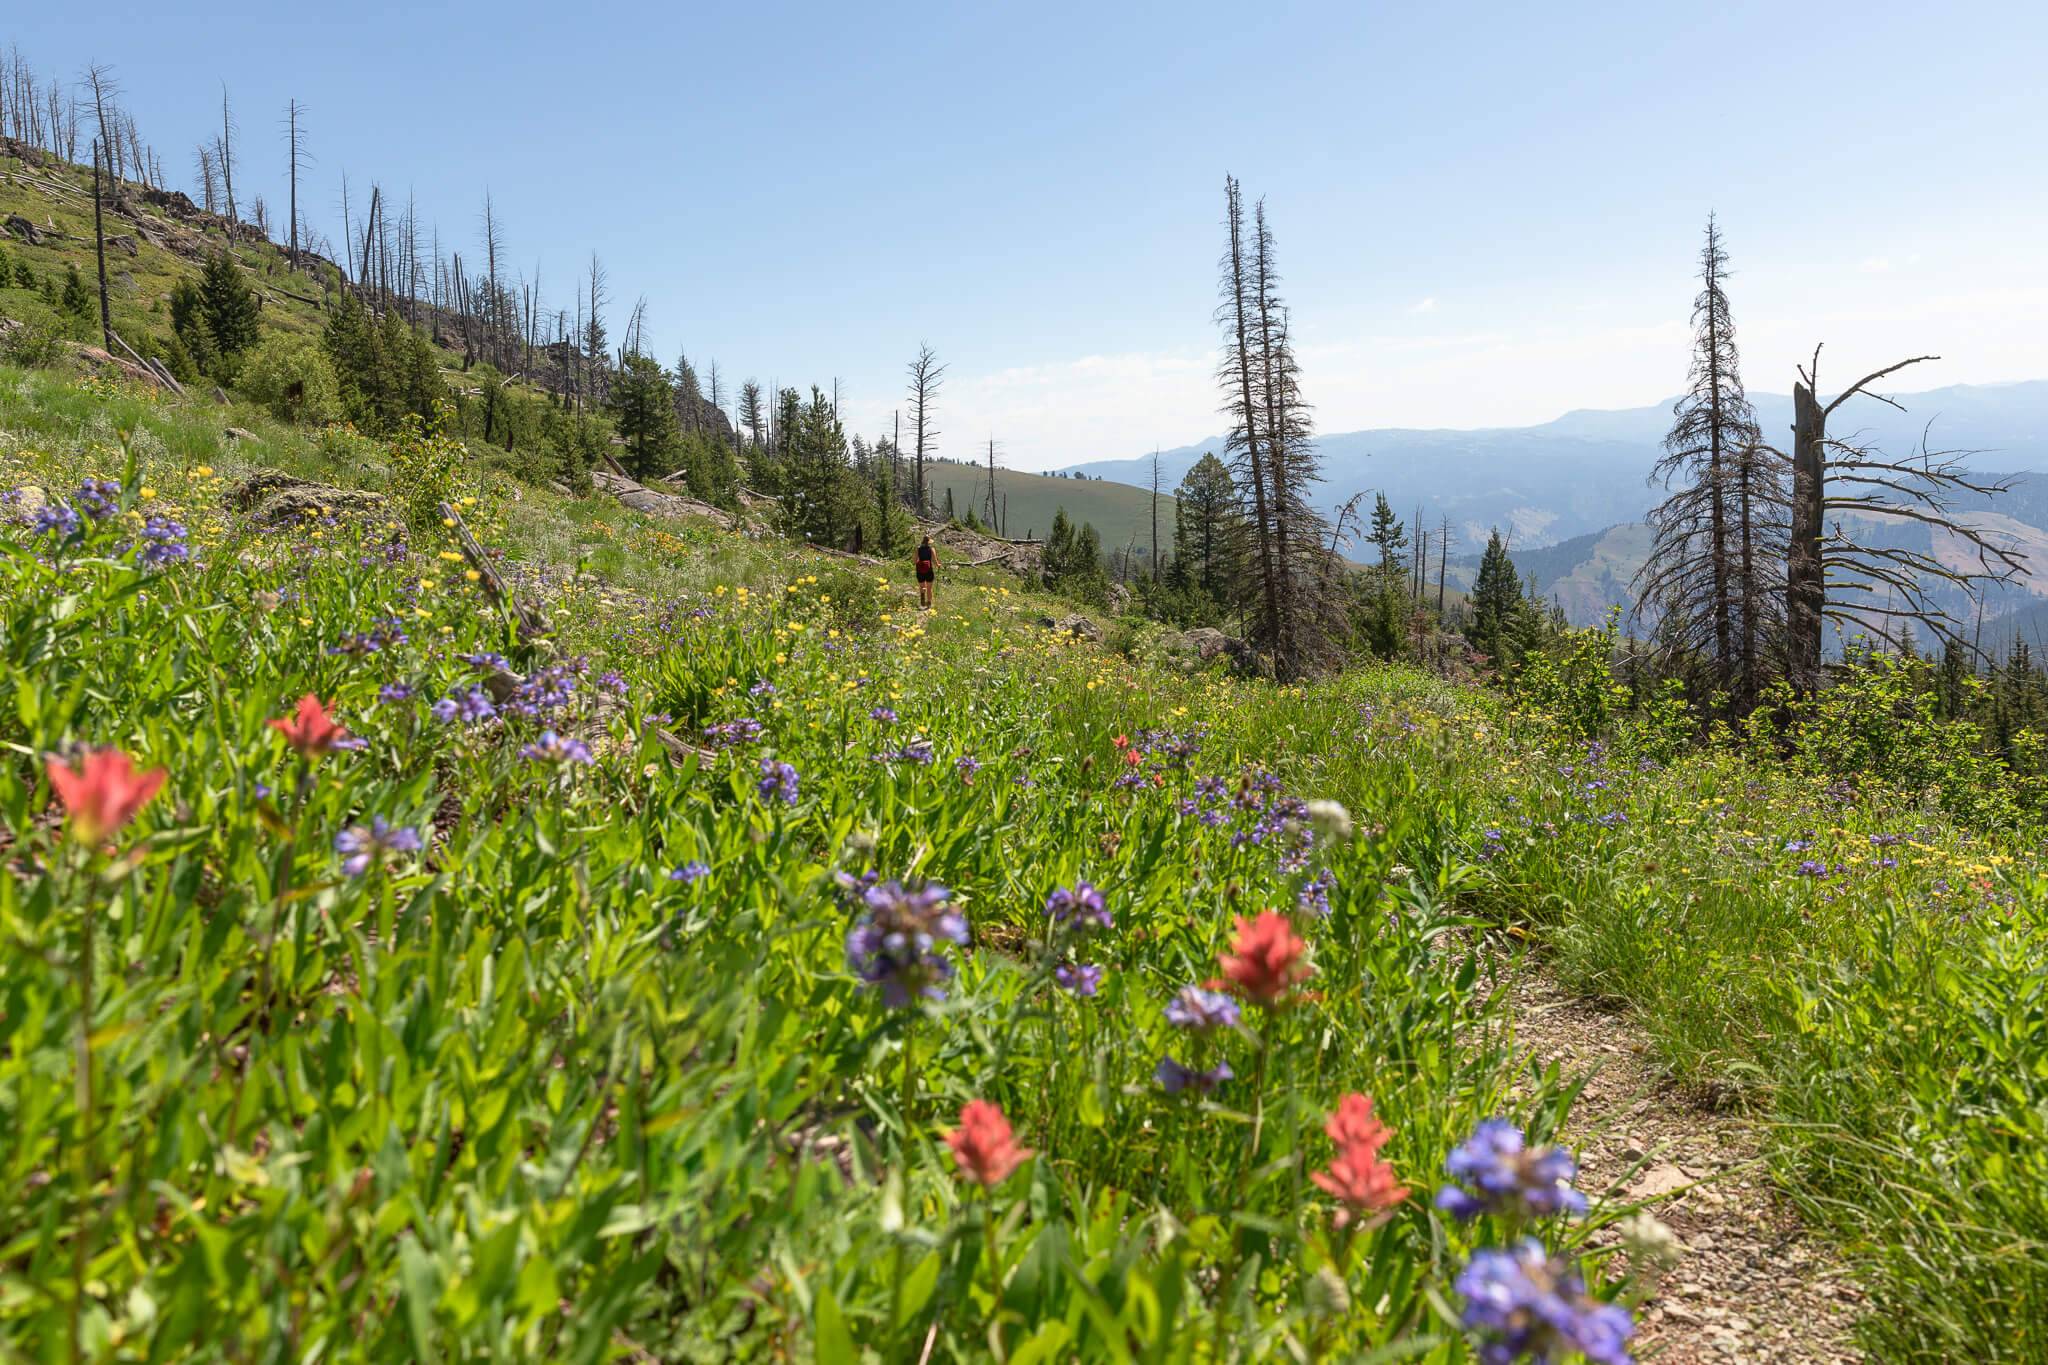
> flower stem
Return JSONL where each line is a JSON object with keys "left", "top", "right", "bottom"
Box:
{"left": 68, "top": 851, "right": 95, "bottom": 1365}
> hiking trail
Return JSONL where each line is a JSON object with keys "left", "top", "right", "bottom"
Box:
{"left": 1499, "top": 965, "right": 1862, "bottom": 1363}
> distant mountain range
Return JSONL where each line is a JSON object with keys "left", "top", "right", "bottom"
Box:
{"left": 1065, "top": 380, "right": 2048, "bottom": 554}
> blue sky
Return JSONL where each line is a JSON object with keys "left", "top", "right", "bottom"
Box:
{"left": 14, "top": 1, "right": 2047, "bottom": 468}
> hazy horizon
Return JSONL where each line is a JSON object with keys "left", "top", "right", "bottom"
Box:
{"left": 19, "top": 0, "right": 2047, "bottom": 469}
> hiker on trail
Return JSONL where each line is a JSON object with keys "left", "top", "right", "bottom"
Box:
{"left": 916, "top": 534, "right": 937, "bottom": 609}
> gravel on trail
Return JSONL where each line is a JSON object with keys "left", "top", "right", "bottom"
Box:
{"left": 1501, "top": 967, "right": 1863, "bottom": 1364}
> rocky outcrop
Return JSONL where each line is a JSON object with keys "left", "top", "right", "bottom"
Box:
{"left": 591, "top": 468, "right": 734, "bottom": 529}
{"left": 1040, "top": 614, "right": 1104, "bottom": 643}
{"left": 227, "top": 469, "right": 387, "bottom": 527}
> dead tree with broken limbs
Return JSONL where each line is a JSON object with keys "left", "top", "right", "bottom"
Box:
{"left": 1784, "top": 348, "right": 2028, "bottom": 693}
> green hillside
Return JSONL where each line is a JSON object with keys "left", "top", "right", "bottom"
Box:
{"left": 8, "top": 358, "right": 2048, "bottom": 1359}
{"left": 921, "top": 454, "right": 1174, "bottom": 562}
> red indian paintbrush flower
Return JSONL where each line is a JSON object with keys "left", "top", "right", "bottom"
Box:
{"left": 1217, "top": 911, "right": 1312, "bottom": 1006}
{"left": 1325, "top": 1092, "right": 1392, "bottom": 1154}
{"left": 1312, "top": 1092, "right": 1408, "bottom": 1228}
{"left": 269, "top": 694, "right": 350, "bottom": 758}
{"left": 46, "top": 749, "right": 167, "bottom": 847}
{"left": 945, "top": 1100, "right": 1033, "bottom": 1187}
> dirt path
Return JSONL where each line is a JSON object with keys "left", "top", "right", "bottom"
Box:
{"left": 1501, "top": 967, "right": 1862, "bottom": 1363}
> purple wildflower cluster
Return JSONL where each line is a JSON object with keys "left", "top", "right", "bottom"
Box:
{"left": 519, "top": 730, "right": 594, "bottom": 766}
{"left": 748, "top": 678, "right": 778, "bottom": 698}
{"left": 1054, "top": 962, "right": 1103, "bottom": 996}
{"left": 379, "top": 682, "right": 415, "bottom": 704}
{"left": 1157, "top": 984, "right": 1239, "bottom": 1095}
{"left": 844, "top": 880, "right": 968, "bottom": 1007}
{"left": 136, "top": 516, "right": 189, "bottom": 568}
{"left": 670, "top": 860, "right": 711, "bottom": 884}
{"left": 1435, "top": 1119, "right": 1588, "bottom": 1221}
{"left": 327, "top": 618, "right": 409, "bottom": 657}
{"left": 1456, "top": 1239, "right": 1635, "bottom": 1365}
{"left": 955, "top": 754, "right": 982, "bottom": 782}
{"left": 334, "top": 816, "right": 422, "bottom": 876}
{"left": 432, "top": 687, "right": 498, "bottom": 724}
{"left": 1045, "top": 880, "right": 1109, "bottom": 997}
{"left": 874, "top": 737, "right": 935, "bottom": 765}
{"left": 869, "top": 706, "right": 898, "bottom": 724}
{"left": 705, "top": 717, "right": 765, "bottom": 748}
{"left": 32, "top": 501, "right": 81, "bottom": 539}
{"left": 1045, "top": 881, "right": 1111, "bottom": 932}
{"left": 757, "top": 757, "right": 800, "bottom": 804}
{"left": 1155, "top": 1056, "right": 1233, "bottom": 1094}
{"left": 73, "top": 478, "right": 121, "bottom": 520}
{"left": 506, "top": 662, "right": 581, "bottom": 718}
{"left": 1296, "top": 867, "right": 1338, "bottom": 916}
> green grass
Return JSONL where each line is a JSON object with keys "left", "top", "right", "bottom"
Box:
{"left": 0, "top": 363, "right": 1616, "bottom": 1361}
{"left": 921, "top": 455, "right": 1171, "bottom": 557}
{"left": 8, "top": 357, "right": 2048, "bottom": 1361}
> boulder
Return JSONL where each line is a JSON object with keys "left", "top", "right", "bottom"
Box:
{"left": 66, "top": 343, "right": 155, "bottom": 386}
{"left": 591, "top": 468, "right": 733, "bottom": 528}
{"left": 224, "top": 426, "right": 259, "bottom": 442}
{"left": 227, "top": 469, "right": 386, "bottom": 528}
{"left": 6, "top": 484, "right": 50, "bottom": 522}
{"left": 1040, "top": 614, "right": 1104, "bottom": 643}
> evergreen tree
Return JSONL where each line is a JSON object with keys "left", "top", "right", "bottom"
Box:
{"left": 606, "top": 354, "right": 681, "bottom": 478}
{"left": 1367, "top": 493, "right": 1407, "bottom": 575}
{"left": 1637, "top": 216, "right": 1779, "bottom": 706}
{"left": 61, "top": 263, "right": 93, "bottom": 320}
{"left": 1171, "top": 452, "right": 1245, "bottom": 619}
{"left": 782, "top": 386, "right": 854, "bottom": 546}
{"left": 739, "top": 381, "right": 765, "bottom": 449}
{"left": 1471, "top": 529, "right": 1523, "bottom": 663}
{"left": 1042, "top": 507, "right": 1108, "bottom": 605}
{"left": 196, "top": 250, "right": 262, "bottom": 361}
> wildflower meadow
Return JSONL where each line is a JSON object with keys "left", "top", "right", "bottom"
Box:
{"left": 3, "top": 365, "right": 2046, "bottom": 1360}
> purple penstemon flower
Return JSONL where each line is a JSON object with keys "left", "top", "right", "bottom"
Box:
{"left": 1045, "top": 881, "right": 1111, "bottom": 933}
{"left": 875, "top": 738, "right": 935, "bottom": 765}
{"left": 757, "top": 757, "right": 799, "bottom": 805}
{"left": 1436, "top": 1119, "right": 1588, "bottom": 1221}
{"left": 73, "top": 478, "right": 120, "bottom": 520}
{"left": 136, "top": 515, "right": 189, "bottom": 568}
{"left": 519, "top": 729, "right": 594, "bottom": 765}
{"left": 1455, "top": 1238, "right": 1635, "bottom": 1365}
{"left": 431, "top": 687, "right": 497, "bottom": 724}
{"left": 1155, "top": 1056, "right": 1232, "bottom": 1095}
{"left": 333, "top": 816, "right": 422, "bottom": 876}
{"left": 1054, "top": 962, "right": 1103, "bottom": 996}
{"left": 869, "top": 706, "right": 898, "bottom": 724}
{"left": 1164, "top": 985, "right": 1240, "bottom": 1032}
{"left": 705, "top": 717, "right": 765, "bottom": 748}
{"left": 379, "top": 682, "right": 415, "bottom": 703}
{"left": 844, "top": 880, "right": 968, "bottom": 1007}
{"left": 955, "top": 754, "right": 982, "bottom": 782}
{"left": 748, "top": 678, "right": 778, "bottom": 698}
{"left": 670, "top": 860, "right": 711, "bottom": 883}
{"left": 32, "top": 501, "right": 81, "bottom": 538}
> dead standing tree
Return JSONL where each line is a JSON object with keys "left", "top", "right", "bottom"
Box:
{"left": 1785, "top": 348, "right": 2027, "bottom": 693}
{"left": 906, "top": 345, "right": 945, "bottom": 515}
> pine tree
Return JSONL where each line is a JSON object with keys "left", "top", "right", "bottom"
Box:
{"left": 196, "top": 250, "right": 262, "bottom": 360}
{"left": 1637, "top": 216, "right": 1778, "bottom": 705}
{"left": 606, "top": 354, "right": 681, "bottom": 478}
{"left": 1471, "top": 529, "right": 1523, "bottom": 663}
{"left": 739, "top": 381, "right": 765, "bottom": 449}
{"left": 1172, "top": 452, "right": 1246, "bottom": 612}
{"left": 60, "top": 263, "right": 93, "bottom": 319}
{"left": 1367, "top": 493, "right": 1407, "bottom": 575}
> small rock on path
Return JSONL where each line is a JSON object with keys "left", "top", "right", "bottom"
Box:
{"left": 1502, "top": 968, "right": 1862, "bottom": 1364}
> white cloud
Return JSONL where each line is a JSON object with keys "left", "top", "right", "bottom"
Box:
{"left": 1407, "top": 296, "right": 1438, "bottom": 315}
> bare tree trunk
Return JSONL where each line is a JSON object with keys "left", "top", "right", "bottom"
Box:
{"left": 90, "top": 138, "right": 111, "bottom": 352}
{"left": 1786, "top": 379, "right": 1825, "bottom": 694}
